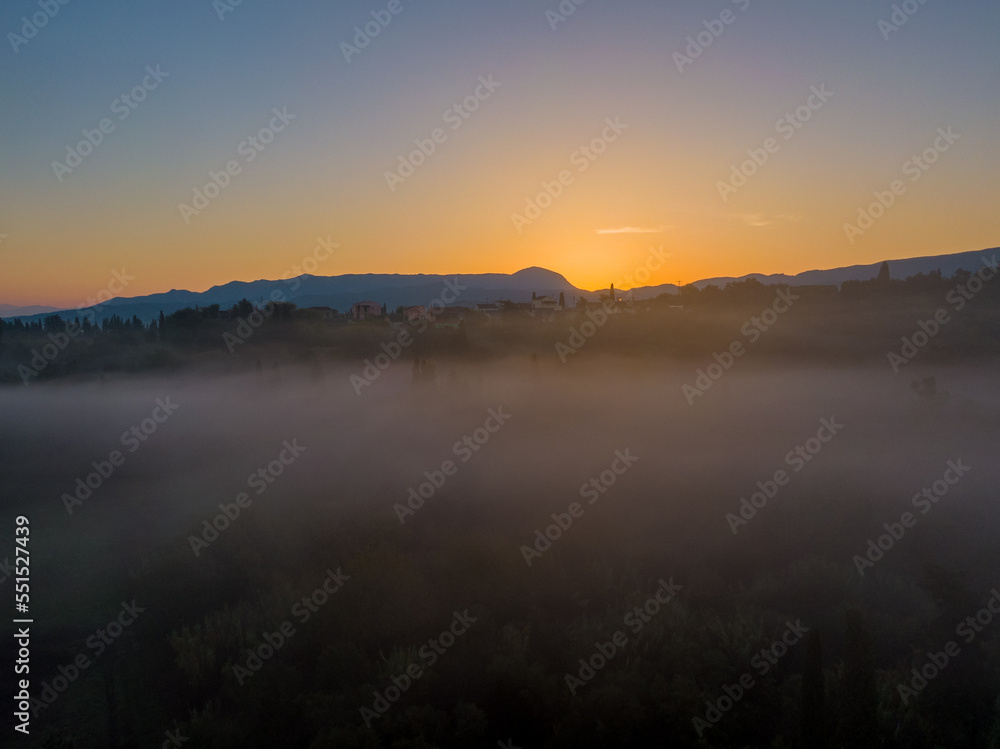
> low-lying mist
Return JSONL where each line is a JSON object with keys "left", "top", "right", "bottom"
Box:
{"left": 3, "top": 357, "right": 999, "bottom": 747}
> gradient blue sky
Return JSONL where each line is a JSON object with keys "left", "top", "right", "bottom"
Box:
{"left": 2, "top": 0, "right": 998, "bottom": 305}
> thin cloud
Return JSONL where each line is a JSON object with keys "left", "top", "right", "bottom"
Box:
{"left": 740, "top": 213, "right": 773, "bottom": 228}
{"left": 737, "top": 213, "right": 803, "bottom": 228}
{"left": 596, "top": 226, "right": 670, "bottom": 235}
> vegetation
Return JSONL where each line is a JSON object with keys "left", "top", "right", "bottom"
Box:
{"left": 2, "top": 268, "right": 999, "bottom": 385}
{"left": 7, "top": 265, "right": 1000, "bottom": 747}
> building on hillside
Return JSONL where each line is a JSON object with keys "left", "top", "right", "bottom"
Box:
{"left": 530, "top": 295, "right": 561, "bottom": 312}
{"left": 475, "top": 303, "right": 502, "bottom": 320}
{"left": 351, "top": 301, "right": 383, "bottom": 321}
{"left": 529, "top": 294, "right": 563, "bottom": 320}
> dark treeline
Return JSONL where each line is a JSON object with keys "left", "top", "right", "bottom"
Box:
{"left": 2, "top": 263, "right": 998, "bottom": 386}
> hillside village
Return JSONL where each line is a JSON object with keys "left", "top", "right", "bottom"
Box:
{"left": 303, "top": 286, "right": 639, "bottom": 328}
{"left": 2, "top": 261, "right": 997, "bottom": 389}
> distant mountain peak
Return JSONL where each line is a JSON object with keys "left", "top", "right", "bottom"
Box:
{"left": 510, "top": 267, "right": 574, "bottom": 287}
{"left": 9, "top": 248, "right": 996, "bottom": 324}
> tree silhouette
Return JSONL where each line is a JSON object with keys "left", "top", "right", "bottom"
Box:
{"left": 801, "top": 629, "right": 827, "bottom": 747}
{"left": 841, "top": 610, "right": 878, "bottom": 747}
{"left": 877, "top": 261, "right": 890, "bottom": 283}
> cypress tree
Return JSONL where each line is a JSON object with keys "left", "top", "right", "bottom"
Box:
{"left": 877, "top": 261, "right": 890, "bottom": 283}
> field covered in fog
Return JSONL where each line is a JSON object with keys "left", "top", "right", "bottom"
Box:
{"left": 3, "top": 356, "right": 1000, "bottom": 747}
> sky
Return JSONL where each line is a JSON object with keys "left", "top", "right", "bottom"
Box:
{"left": 1, "top": 0, "right": 998, "bottom": 307}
